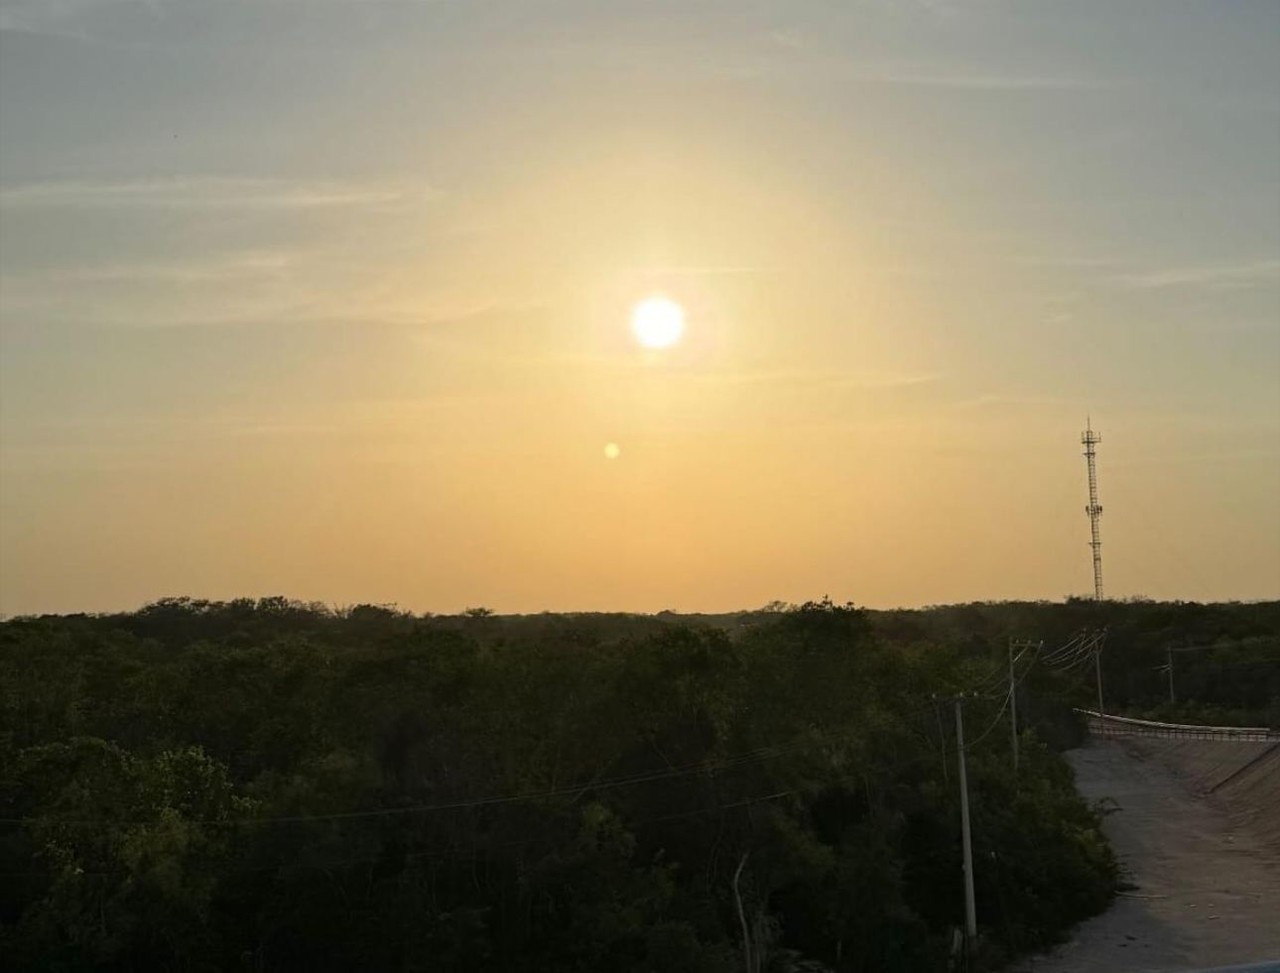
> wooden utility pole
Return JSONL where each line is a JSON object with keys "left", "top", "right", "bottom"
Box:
{"left": 732, "top": 852, "right": 754, "bottom": 973}
{"left": 954, "top": 697, "right": 978, "bottom": 949}
{"left": 1008, "top": 639, "right": 1019, "bottom": 775}
{"left": 1166, "top": 646, "right": 1176, "bottom": 704}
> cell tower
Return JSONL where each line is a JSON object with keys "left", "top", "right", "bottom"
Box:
{"left": 1081, "top": 419, "right": 1104, "bottom": 601}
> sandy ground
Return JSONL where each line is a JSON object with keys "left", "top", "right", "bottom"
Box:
{"left": 1014, "top": 738, "right": 1280, "bottom": 972}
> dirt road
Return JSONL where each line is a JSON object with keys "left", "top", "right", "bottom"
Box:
{"left": 1015, "top": 738, "right": 1280, "bottom": 972}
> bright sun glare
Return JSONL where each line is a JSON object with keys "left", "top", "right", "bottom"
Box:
{"left": 630, "top": 296, "right": 685, "bottom": 349}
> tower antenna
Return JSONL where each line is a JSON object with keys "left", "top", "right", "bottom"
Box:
{"left": 1081, "top": 418, "right": 1104, "bottom": 600}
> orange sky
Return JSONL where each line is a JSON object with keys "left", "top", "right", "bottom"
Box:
{"left": 1, "top": 1, "right": 1277, "bottom": 614}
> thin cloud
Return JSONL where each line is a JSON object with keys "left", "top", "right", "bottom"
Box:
{"left": 66, "top": 250, "right": 299, "bottom": 284}
{"left": 955, "top": 393, "right": 1071, "bottom": 410}
{"left": 0, "top": 0, "right": 158, "bottom": 38}
{"left": 0, "top": 11, "right": 84, "bottom": 39}
{"left": 0, "top": 176, "right": 435, "bottom": 210}
{"left": 622, "top": 264, "right": 777, "bottom": 278}
{"left": 0, "top": 0, "right": 444, "bottom": 36}
{"left": 1113, "top": 260, "right": 1280, "bottom": 290}
{"left": 854, "top": 68, "right": 1109, "bottom": 91}
{"left": 768, "top": 28, "right": 806, "bottom": 50}
{"left": 1009, "top": 255, "right": 1124, "bottom": 270}
{"left": 695, "top": 368, "right": 941, "bottom": 391}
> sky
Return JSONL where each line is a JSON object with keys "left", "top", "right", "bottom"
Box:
{"left": 1, "top": 0, "right": 1278, "bottom": 616}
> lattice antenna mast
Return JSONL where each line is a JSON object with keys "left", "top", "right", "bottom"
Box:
{"left": 1081, "top": 419, "right": 1104, "bottom": 601}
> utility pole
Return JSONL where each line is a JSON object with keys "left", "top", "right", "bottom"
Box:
{"left": 954, "top": 696, "right": 978, "bottom": 950}
{"left": 1166, "top": 646, "right": 1175, "bottom": 704}
{"left": 1008, "top": 639, "right": 1019, "bottom": 775}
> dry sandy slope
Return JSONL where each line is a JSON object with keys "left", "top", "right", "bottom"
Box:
{"left": 1126, "top": 738, "right": 1280, "bottom": 853}
{"left": 1014, "top": 737, "right": 1280, "bottom": 972}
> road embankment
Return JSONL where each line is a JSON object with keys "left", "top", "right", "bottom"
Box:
{"left": 1014, "top": 737, "right": 1280, "bottom": 972}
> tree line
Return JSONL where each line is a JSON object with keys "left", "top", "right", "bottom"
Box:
{"left": 2, "top": 595, "right": 1274, "bottom": 970}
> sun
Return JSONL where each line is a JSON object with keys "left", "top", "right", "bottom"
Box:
{"left": 630, "top": 296, "right": 685, "bottom": 349}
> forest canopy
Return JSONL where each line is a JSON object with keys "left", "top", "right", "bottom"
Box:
{"left": 2, "top": 597, "right": 1276, "bottom": 971}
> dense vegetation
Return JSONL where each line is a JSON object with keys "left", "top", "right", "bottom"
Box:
{"left": 1, "top": 596, "right": 1275, "bottom": 971}
{"left": 861, "top": 598, "right": 1280, "bottom": 728}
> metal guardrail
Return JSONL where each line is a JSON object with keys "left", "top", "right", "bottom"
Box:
{"left": 1077, "top": 709, "right": 1280, "bottom": 743}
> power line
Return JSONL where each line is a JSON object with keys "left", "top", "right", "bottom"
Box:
{"left": 1041, "top": 633, "right": 1087, "bottom": 667}
{"left": 0, "top": 694, "right": 1019, "bottom": 832}
{"left": 0, "top": 744, "right": 804, "bottom": 829}
{"left": 1168, "top": 636, "right": 1280, "bottom": 654}
{"left": 0, "top": 790, "right": 801, "bottom": 880}
{"left": 964, "top": 688, "right": 1014, "bottom": 751}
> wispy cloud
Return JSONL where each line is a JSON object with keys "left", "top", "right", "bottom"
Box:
{"left": 953, "top": 393, "right": 1071, "bottom": 411}
{"left": 622, "top": 264, "right": 776, "bottom": 278}
{"left": 767, "top": 28, "right": 806, "bottom": 50}
{"left": 0, "top": 0, "right": 445, "bottom": 37}
{"left": 0, "top": 0, "right": 157, "bottom": 39}
{"left": 65, "top": 250, "right": 298, "bottom": 284}
{"left": 1113, "top": 259, "right": 1280, "bottom": 290}
{"left": 852, "top": 66, "right": 1109, "bottom": 91}
{"left": 0, "top": 176, "right": 435, "bottom": 210}
{"left": 693, "top": 368, "right": 941, "bottom": 391}
{"left": 0, "top": 244, "right": 317, "bottom": 327}
{"left": 1008, "top": 255, "right": 1124, "bottom": 270}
